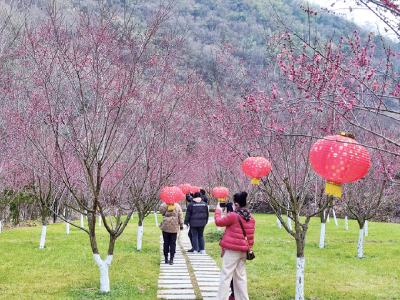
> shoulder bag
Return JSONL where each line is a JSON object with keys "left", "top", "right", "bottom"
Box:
{"left": 236, "top": 213, "right": 255, "bottom": 260}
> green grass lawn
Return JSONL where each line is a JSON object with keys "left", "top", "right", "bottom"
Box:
{"left": 1, "top": 214, "right": 399, "bottom": 299}
{"left": 205, "top": 214, "right": 400, "bottom": 300}
{"left": 0, "top": 215, "right": 162, "bottom": 300}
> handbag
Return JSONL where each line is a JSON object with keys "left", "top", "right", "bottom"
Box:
{"left": 236, "top": 214, "right": 255, "bottom": 260}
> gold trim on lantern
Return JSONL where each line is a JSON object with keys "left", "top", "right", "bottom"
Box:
{"left": 251, "top": 177, "right": 260, "bottom": 185}
{"left": 168, "top": 204, "right": 175, "bottom": 210}
{"left": 218, "top": 198, "right": 226, "bottom": 202}
{"left": 337, "top": 132, "right": 355, "bottom": 139}
{"left": 325, "top": 181, "right": 342, "bottom": 198}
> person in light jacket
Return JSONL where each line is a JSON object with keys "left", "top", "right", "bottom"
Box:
{"left": 159, "top": 202, "right": 184, "bottom": 265}
{"left": 215, "top": 191, "right": 255, "bottom": 300}
{"left": 185, "top": 192, "right": 209, "bottom": 254}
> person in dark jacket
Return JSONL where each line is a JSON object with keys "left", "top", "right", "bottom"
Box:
{"left": 185, "top": 192, "right": 194, "bottom": 248}
{"left": 200, "top": 189, "right": 208, "bottom": 204}
{"left": 185, "top": 192, "right": 209, "bottom": 254}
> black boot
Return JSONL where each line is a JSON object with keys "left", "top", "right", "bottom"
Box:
{"left": 169, "top": 257, "right": 174, "bottom": 265}
{"left": 164, "top": 256, "right": 169, "bottom": 264}
{"left": 187, "top": 248, "right": 194, "bottom": 252}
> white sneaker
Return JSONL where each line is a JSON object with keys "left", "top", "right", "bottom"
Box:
{"left": 193, "top": 250, "right": 198, "bottom": 254}
{"left": 200, "top": 250, "right": 206, "bottom": 254}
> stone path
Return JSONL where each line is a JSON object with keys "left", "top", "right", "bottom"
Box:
{"left": 158, "top": 218, "right": 220, "bottom": 300}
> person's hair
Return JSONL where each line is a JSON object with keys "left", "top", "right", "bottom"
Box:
{"left": 200, "top": 189, "right": 206, "bottom": 195}
{"left": 233, "top": 191, "right": 248, "bottom": 207}
{"left": 226, "top": 202, "right": 234, "bottom": 213}
{"left": 194, "top": 192, "right": 201, "bottom": 198}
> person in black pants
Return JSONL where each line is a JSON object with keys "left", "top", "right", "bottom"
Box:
{"left": 159, "top": 202, "right": 184, "bottom": 265}
{"left": 185, "top": 192, "right": 209, "bottom": 254}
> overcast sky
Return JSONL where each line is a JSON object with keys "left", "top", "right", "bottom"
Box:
{"left": 310, "top": 0, "right": 397, "bottom": 39}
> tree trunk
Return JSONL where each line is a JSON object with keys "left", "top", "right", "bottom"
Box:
{"left": 295, "top": 238, "right": 305, "bottom": 300}
{"left": 287, "top": 215, "right": 292, "bottom": 231}
{"left": 66, "top": 222, "right": 70, "bottom": 235}
{"left": 99, "top": 215, "right": 102, "bottom": 227}
{"left": 137, "top": 217, "right": 144, "bottom": 251}
{"left": 332, "top": 209, "right": 338, "bottom": 226}
{"left": 358, "top": 228, "right": 364, "bottom": 258}
{"left": 277, "top": 216, "right": 282, "bottom": 229}
{"left": 319, "top": 222, "right": 325, "bottom": 249}
{"left": 364, "top": 220, "right": 368, "bottom": 236}
{"left": 39, "top": 225, "right": 46, "bottom": 249}
{"left": 295, "top": 256, "right": 305, "bottom": 300}
{"left": 345, "top": 216, "right": 349, "bottom": 230}
{"left": 154, "top": 211, "right": 158, "bottom": 227}
{"left": 93, "top": 254, "right": 113, "bottom": 292}
{"left": 326, "top": 213, "right": 330, "bottom": 222}
{"left": 81, "top": 214, "right": 84, "bottom": 228}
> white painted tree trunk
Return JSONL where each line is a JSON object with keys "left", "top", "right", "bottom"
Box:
{"left": 358, "top": 228, "right": 364, "bottom": 258}
{"left": 66, "top": 222, "right": 70, "bottom": 235}
{"left": 332, "top": 209, "right": 338, "bottom": 226}
{"left": 137, "top": 225, "right": 143, "bottom": 251}
{"left": 154, "top": 211, "right": 158, "bottom": 227}
{"left": 131, "top": 214, "right": 133, "bottom": 220}
{"left": 277, "top": 217, "right": 282, "bottom": 229}
{"left": 81, "top": 214, "right": 84, "bottom": 228}
{"left": 99, "top": 216, "right": 102, "bottom": 227}
{"left": 217, "top": 226, "right": 221, "bottom": 231}
{"left": 365, "top": 220, "right": 368, "bottom": 236}
{"left": 327, "top": 213, "right": 330, "bottom": 222}
{"left": 345, "top": 216, "right": 349, "bottom": 230}
{"left": 287, "top": 215, "right": 292, "bottom": 231}
{"left": 39, "top": 225, "right": 46, "bottom": 249}
{"left": 319, "top": 222, "right": 325, "bottom": 248}
{"left": 94, "top": 254, "right": 113, "bottom": 292}
{"left": 295, "top": 257, "right": 305, "bottom": 300}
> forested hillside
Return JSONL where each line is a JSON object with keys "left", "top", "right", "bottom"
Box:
{"left": 12, "top": 0, "right": 399, "bottom": 77}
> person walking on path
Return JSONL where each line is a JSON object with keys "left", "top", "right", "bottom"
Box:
{"left": 221, "top": 202, "right": 235, "bottom": 300}
{"left": 185, "top": 192, "right": 209, "bottom": 254}
{"left": 215, "top": 191, "right": 255, "bottom": 300}
{"left": 159, "top": 202, "right": 184, "bottom": 265}
{"left": 200, "top": 189, "right": 209, "bottom": 204}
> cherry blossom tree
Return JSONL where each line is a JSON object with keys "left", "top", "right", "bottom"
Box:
{"left": 2, "top": 2, "right": 201, "bottom": 292}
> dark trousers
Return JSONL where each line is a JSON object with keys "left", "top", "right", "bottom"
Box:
{"left": 188, "top": 227, "right": 193, "bottom": 248}
{"left": 191, "top": 226, "right": 205, "bottom": 251}
{"left": 162, "top": 231, "right": 177, "bottom": 259}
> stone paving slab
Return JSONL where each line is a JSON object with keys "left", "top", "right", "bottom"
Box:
{"left": 158, "top": 289, "right": 196, "bottom": 294}
{"left": 157, "top": 294, "right": 196, "bottom": 299}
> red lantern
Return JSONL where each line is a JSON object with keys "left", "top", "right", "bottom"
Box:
{"left": 242, "top": 156, "right": 271, "bottom": 185}
{"left": 309, "top": 133, "right": 371, "bottom": 198}
{"left": 213, "top": 186, "right": 229, "bottom": 202}
{"left": 178, "top": 183, "right": 191, "bottom": 195}
{"left": 190, "top": 185, "right": 200, "bottom": 194}
{"left": 160, "top": 185, "right": 185, "bottom": 210}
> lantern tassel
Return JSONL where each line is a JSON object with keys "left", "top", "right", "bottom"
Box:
{"left": 168, "top": 204, "right": 175, "bottom": 210}
{"left": 251, "top": 178, "right": 260, "bottom": 185}
{"left": 325, "top": 182, "right": 342, "bottom": 198}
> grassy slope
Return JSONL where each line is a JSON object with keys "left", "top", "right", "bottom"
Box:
{"left": 0, "top": 215, "right": 162, "bottom": 300}
{"left": 205, "top": 214, "right": 400, "bottom": 300}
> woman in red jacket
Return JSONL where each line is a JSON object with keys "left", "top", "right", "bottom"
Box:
{"left": 215, "top": 191, "right": 255, "bottom": 300}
